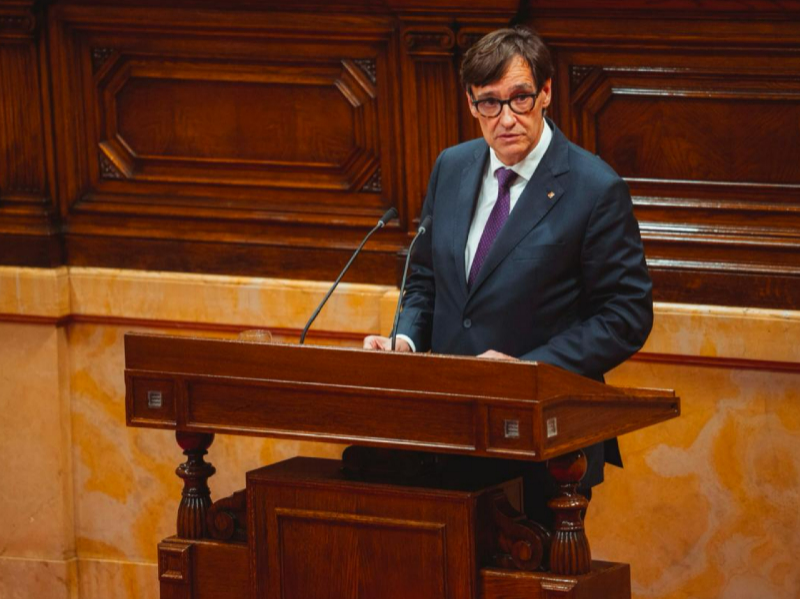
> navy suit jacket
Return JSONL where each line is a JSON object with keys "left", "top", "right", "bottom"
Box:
{"left": 396, "top": 120, "right": 654, "bottom": 487}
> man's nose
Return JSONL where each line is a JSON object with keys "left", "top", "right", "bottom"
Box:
{"left": 498, "top": 103, "right": 516, "bottom": 127}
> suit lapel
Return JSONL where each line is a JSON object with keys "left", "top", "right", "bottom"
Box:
{"left": 452, "top": 144, "right": 489, "bottom": 299}
{"left": 467, "top": 121, "right": 571, "bottom": 299}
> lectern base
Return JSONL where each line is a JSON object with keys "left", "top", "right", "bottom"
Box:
{"left": 157, "top": 457, "right": 631, "bottom": 598}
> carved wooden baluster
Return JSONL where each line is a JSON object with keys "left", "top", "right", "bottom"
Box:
{"left": 175, "top": 431, "right": 216, "bottom": 539}
{"left": 547, "top": 450, "right": 591, "bottom": 576}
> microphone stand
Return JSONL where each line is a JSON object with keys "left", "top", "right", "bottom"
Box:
{"left": 391, "top": 215, "right": 432, "bottom": 351}
{"left": 299, "top": 207, "right": 397, "bottom": 344}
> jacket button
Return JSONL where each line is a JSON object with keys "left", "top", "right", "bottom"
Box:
{"left": 463, "top": 318, "right": 472, "bottom": 329}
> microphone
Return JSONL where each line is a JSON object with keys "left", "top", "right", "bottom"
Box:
{"left": 391, "top": 215, "right": 432, "bottom": 351}
{"left": 299, "top": 207, "right": 398, "bottom": 344}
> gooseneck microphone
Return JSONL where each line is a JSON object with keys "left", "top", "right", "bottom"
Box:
{"left": 391, "top": 215, "right": 432, "bottom": 351}
{"left": 299, "top": 207, "right": 398, "bottom": 345}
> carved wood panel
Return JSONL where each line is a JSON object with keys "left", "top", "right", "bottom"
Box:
{"left": 30, "top": 2, "right": 517, "bottom": 284}
{"left": 43, "top": 4, "right": 402, "bottom": 282}
{"left": 95, "top": 56, "right": 381, "bottom": 194}
{"left": 0, "top": 43, "right": 46, "bottom": 196}
{"left": 399, "top": 22, "right": 461, "bottom": 222}
{"left": 398, "top": 17, "right": 511, "bottom": 226}
{"left": 572, "top": 67, "right": 800, "bottom": 187}
{"left": 0, "top": 0, "right": 61, "bottom": 265}
{"left": 248, "top": 456, "right": 480, "bottom": 598}
{"left": 53, "top": 7, "right": 395, "bottom": 218}
{"left": 535, "top": 9, "right": 800, "bottom": 308}
{"left": 275, "top": 509, "right": 448, "bottom": 597}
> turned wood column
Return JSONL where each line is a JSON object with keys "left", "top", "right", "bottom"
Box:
{"left": 547, "top": 450, "right": 591, "bottom": 575}
{"left": 175, "top": 431, "right": 215, "bottom": 539}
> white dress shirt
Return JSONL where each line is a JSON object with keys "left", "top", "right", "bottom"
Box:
{"left": 398, "top": 121, "right": 553, "bottom": 353}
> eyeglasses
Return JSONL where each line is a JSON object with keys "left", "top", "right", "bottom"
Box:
{"left": 471, "top": 92, "right": 540, "bottom": 118}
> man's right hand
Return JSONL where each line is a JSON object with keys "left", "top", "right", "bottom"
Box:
{"left": 363, "top": 335, "right": 412, "bottom": 352}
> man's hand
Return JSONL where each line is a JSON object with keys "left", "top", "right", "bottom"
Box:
{"left": 478, "top": 349, "right": 518, "bottom": 361}
{"left": 363, "top": 335, "right": 412, "bottom": 352}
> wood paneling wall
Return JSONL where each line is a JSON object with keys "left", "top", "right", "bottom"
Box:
{"left": 0, "top": 0, "right": 61, "bottom": 265}
{"left": 1, "top": 0, "right": 798, "bottom": 308}
{"left": 525, "top": 0, "right": 800, "bottom": 309}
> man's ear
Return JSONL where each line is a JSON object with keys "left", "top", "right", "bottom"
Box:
{"left": 539, "top": 78, "right": 553, "bottom": 110}
{"left": 466, "top": 89, "right": 479, "bottom": 118}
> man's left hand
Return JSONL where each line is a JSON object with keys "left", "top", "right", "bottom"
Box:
{"left": 478, "top": 349, "right": 517, "bottom": 360}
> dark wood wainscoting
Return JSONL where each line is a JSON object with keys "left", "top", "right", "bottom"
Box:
{"left": 1, "top": 0, "right": 798, "bottom": 308}
{"left": 529, "top": 0, "right": 800, "bottom": 308}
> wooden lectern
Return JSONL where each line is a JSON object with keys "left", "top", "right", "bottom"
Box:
{"left": 124, "top": 333, "right": 679, "bottom": 598}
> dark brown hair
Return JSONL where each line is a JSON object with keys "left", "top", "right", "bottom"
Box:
{"left": 460, "top": 26, "right": 553, "bottom": 94}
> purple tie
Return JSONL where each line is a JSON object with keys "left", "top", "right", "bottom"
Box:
{"left": 468, "top": 167, "right": 517, "bottom": 288}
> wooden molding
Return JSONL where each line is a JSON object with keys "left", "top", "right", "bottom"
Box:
{"left": 0, "top": 2, "right": 37, "bottom": 40}
{"left": 0, "top": 312, "right": 368, "bottom": 343}
{"left": 402, "top": 26, "right": 456, "bottom": 57}
{"left": 158, "top": 539, "right": 194, "bottom": 598}
{"left": 90, "top": 46, "right": 115, "bottom": 72}
{"left": 632, "top": 352, "right": 800, "bottom": 374}
{"left": 526, "top": 0, "right": 800, "bottom": 18}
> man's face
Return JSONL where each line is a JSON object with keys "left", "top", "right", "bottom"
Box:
{"left": 467, "top": 56, "right": 552, "bottom": 166}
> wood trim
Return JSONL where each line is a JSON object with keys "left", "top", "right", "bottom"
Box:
{"left": 2, "top": 315, "right": 797, "bottom": 371}
{"left": 0, "top": 313, "right": 69, "bottom": 327}
{"left": 0, "top": 313, "right": 368, "bottom": 342}
{"left": 524, "top": 0, "right": 800, "bottom": 19}
{"left": 0, "top": 233, "right": 64, "bottom": 268}
{"left": 70, "top": 315, "right": 368, "bottom": 341}
{"left": 64, "top": 234, "right": 406, "bottom": 286}
{"left": 631, "top": 352, "right": 800, "bottom": 374}
{"left": 648, "top": 267, "right": 800, "bottom": 311}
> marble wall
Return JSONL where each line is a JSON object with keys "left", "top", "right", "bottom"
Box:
{"left": 595, "top": 363, "right": 799, "bottom": 597}
{"left": 0, "top": 266, "right": 797, "bottom": 598}
{"left": 0, "top": 323, "right": 75, "bottom": 597}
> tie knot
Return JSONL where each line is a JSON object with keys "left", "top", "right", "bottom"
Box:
{"left": 496, "top": 167, "right": 517, "bottom": 191}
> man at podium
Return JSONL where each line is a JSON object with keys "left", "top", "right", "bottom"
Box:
{"left": 364, "top": 26, "right": 653, "bottom": 525}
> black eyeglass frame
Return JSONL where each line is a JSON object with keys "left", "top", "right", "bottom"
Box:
{"left": 470, "top": 91, "right": 541, "bottom": 118}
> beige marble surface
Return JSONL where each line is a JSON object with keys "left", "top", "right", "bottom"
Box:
{"left": 0, "top": 556, "right": 77, "bottom": 599}
{"left": 5, "top": 267, "right": 798, "bottom": 362}
{"left": 595, "top": 362, "right": 800, "bottom": 598}
{"left": 0, "top": 324, "right": 74, "bottom": 559}
{"left": 0, "top": 267, "right": 70, "bottom": 317}
{"left": 76, "top": 558, "right": 157, "bottom": 599}
{"left": 644, "top": 302, "right": 800, "bottom": 363}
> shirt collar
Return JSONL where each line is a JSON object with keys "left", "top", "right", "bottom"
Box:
{"left": 488, "top": 119, "right": 553, "bottom": 183}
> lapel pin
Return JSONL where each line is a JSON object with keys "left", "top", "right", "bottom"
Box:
{"left": 547, "top": 191, "right": 555, "bottom": 199}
